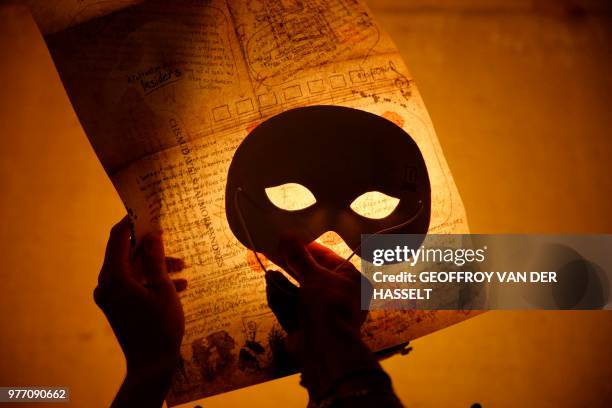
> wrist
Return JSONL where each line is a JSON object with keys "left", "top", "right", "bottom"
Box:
{"left": 125, "top": 365, "right": 174, "bottom": 386}
{"left": 299, "top": 324, "right": 380, "bottom": 400}
{"left": 125, "top": 356, "right": 178, "bottom": 393}
{"left": 112, "top": 377, "right": 169, "bottom": 408}
{"left": 112, "top": 361, "right": 177, "bottom": 408}
{"left": 127, "top": 354, "right": 178, "bottom": 375}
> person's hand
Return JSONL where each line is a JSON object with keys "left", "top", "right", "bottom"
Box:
{"left": 266, "top": 238, "right": 369, "bottom": 336}
{"left": 94, "top": 217, "right": 187, "bottom": 408}
{"left": 265, "top": 238, "right": 377, "bottom": 400}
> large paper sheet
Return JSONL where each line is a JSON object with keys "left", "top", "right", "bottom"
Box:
{"left": 42, "top": 0, "right": 473, "bottom": 405}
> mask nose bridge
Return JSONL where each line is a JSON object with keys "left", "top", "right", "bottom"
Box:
{"left": 308, "top": 203, "right": 340, "bottom": 241}
{"left": 314, "top": 206, "right": 361, "bottom": 248}
{"left": 310, "top": 184, "right": 361, "bottom": 248}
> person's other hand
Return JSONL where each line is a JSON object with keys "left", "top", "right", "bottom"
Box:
{"left": 265, "top": 238, "right": 376, "bottom": 400}
{"left": 94, "top": 217, "right": 187, "bottom": 407}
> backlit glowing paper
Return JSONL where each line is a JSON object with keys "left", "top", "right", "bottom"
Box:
{"left": 38, "top": 0, "right": 473, "bottom": 405}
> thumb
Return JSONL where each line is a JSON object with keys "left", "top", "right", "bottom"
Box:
{"left": 141, "top": 232, "right": 172, "bottom": 290}
{"left": 280, "top": 237, "right": 321, "bottom": 282}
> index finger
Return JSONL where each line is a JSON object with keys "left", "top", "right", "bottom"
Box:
{"left": 280, "top": 236, "right": 325, "bottom": 283}
{"left": 99, "top": 216, "right": 133, "bottom": 285}
{"left": 306, "top": 241, "right": 346, "bottom": 270}
{"left": 307, "top": 241, "right": 363, "bottom": 283}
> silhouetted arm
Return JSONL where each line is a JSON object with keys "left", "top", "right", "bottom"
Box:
{"left": 265, "top": 239, "right": 404, "bottom": 408}
{"left": 94, "top": 217, "right": 188, "bottom": 408}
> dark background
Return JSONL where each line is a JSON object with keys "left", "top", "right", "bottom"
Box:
{"left": 0, "top": 0, "right": 610, "bottom": 406}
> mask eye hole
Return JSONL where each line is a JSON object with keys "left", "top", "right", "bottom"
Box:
{"left": 265, "top": 183, "right": 316, "bottom": 211}
{"left": 350, "top": 191, "right": 400, "bottom": 219}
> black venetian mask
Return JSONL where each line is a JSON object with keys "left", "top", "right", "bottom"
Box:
{"left": 225, "top": 105, "right": 431, "bottom": 261}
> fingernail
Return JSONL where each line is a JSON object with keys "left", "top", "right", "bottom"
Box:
{"left": 175, "top": 279, "right": 188, "bottom": 292}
